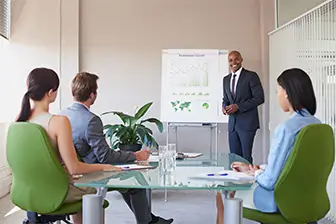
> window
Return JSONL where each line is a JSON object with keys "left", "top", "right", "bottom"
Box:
{"left": 0, "top": 0, "right": 10, "bottom": 39}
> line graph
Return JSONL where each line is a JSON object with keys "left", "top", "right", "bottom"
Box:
{"left": 167, "top": 60, "right": 209, "bottom": 87}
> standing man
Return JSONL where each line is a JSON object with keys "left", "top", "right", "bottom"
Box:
{"left": 222, "top": 50, "right": 264, "bottom": 163}
{"left": 60, "top": 72, "right": 173, "bottom": 224}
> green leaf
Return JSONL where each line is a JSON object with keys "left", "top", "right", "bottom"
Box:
{"left": 136, "top": 124, "right": 153, "bottom": 135}
{"left": 144, "top": 133, "right": 159, "bottom": 149}
{"left": 151, "top": 138, "right": 159, "bottom": 149}
{"left": 136, "top": 126, "right": 148, "bottom": 144}
{"left": 111, "top": 139, "right": 120, "bottom": 149}
{"left": 102, "top": 102, "right": 161, "bottom": 148}
{"left": 103, "top": 124, "right": 114, "bottom": 130}
{"left": 104, "top": 124, "right": 122, "bottom": 133}
{"left": 135, "top": 102, "right": 153, "bottom": 120}
{"left": 125, "top": 126, "right": 138, "bottom": 144}
{"left": 140, "top": 118, "right": 164, "bottom": 133}
{"left": 101, "top": 111, "right": 135, "bottom": 126}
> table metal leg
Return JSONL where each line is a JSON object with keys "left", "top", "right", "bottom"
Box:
{"left": 164, "top": 188, "right": 168, "bottom": 202}
{"left": 83, "top": 194, "right": 103, "bottom": 224}
{"left": 222, "top": 191, "right": 243, "bottom": 224}
{"left": 82, "top": 187, "right": 107, "bottom": 224}
{"left": 146, "top": 189, "right": 152, "bottom": 211}
{"left": 175, "top": 126, "right": 178, "bottom": 151}
{"left": 210, "top": 126, "right": 213, "bottom": 159}
{"left": 215, "top": 125, "right": 218, "bottom": 160}
{"left": 97, "top": 187, "right": 108, "bottom": 205}
{"left": 165, "top": 123, "right": 170, "bottom": 202}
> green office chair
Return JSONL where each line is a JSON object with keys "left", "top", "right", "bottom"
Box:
{"left": 6, "top": 122, "right": 108, "bottom": 223}
{"left": 243, "top": 124, "right": 335, "bottom": 224}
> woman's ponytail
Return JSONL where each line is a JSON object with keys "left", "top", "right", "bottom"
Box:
{"left": 16, "top": 91, "right": 32, "bottom": 122}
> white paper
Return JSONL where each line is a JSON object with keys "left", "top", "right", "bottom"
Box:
{"left": 183, "top": 152, "right": 203, "bottom": 158}
{"left": 148, "top": 153, "right": 202, "bottom": 162}
{"left": 115, "top": 164, "right": 153, "bottom": 170}
{"left": 189, "top": 170, "right": 254, "bottom": 181}
{"left": 148, "top": 155, "right": 160, "bottom": 162}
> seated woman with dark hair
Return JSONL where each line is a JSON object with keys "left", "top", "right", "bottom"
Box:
{"left": 16, "top": 68, "right": 121, "bottom": 224}
{"left": 216, "top": 68, "right": 321, "bottom": 224}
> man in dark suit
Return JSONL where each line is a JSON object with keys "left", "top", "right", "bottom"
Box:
{"left": 222, "top": 51, "right": 265, "bottom": 163}
{"left": 60, "top": 72, "right": 173, "bottom": 224}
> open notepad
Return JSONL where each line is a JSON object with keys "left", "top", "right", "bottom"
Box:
{"left": 115, "top": 164, "right": 154, "bottom": 171}
{"left": 189, "top": 170, "right": 254, "bottom": 181}
{"left": 181, "top": 153, "right": 203, "bottom": 158}
{"left": 148, "top": 152, "right": 203, "bottom": 162}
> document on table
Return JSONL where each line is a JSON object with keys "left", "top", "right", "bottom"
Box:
{"left": 148, "top": 155, "right": 159, "bottom": 162}
{"left": 148, "top": 152, "right": 203, "bottom": 162}
{"left": 182, "top": 153, "right": 203, "bottom": 158}
{"left": 115, "top": 164, "right": 154, "bottom": 170}
{"left": 189, "top": 170, "right": 254, "bottom": 181}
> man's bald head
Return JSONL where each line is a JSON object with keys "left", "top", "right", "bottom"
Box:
{"left": 229, "top": 50, "right": 242, "bottom": 58}
{"left": 228, "top": 50, "right": 243, "bottom": 72}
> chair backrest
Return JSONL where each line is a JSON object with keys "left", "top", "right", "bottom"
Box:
{"left": 274, "top": 124, "right": 335, "bottom": 223}
{"left": 6, "top": 122, "right": 69, "bottom": 214}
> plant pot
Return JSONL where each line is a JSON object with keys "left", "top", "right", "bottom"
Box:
{"left": 119, "top": 144, "right": 142, "bottom": 152}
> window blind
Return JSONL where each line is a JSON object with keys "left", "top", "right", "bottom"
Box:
{"left": 0, "top": 0, "right": 10, "bottom": 39}
{"left": 269, "top": 0, "right": 336, "bottom": 221}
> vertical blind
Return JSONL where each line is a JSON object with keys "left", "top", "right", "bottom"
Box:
{"left": 269, "top": 0, "right": 336, "bottom": 221}
{"left": 0, "top": 0, "right": 10, "bottom": 39}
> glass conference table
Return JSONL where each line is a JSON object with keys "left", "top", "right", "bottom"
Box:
{"left": 75, "top": 153, "right": 254, "bottom": 224}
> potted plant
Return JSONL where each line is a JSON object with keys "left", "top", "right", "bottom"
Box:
{"left": 101, "top": 102, "right": 163, "bottom": 152}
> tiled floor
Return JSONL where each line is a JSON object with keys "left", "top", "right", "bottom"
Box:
{"left": 0, "top": 190, "right": 333, "bottom": 224}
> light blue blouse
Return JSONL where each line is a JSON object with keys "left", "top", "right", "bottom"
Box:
{"left": 253, "top": 109, "right": 321, "bottom": 213}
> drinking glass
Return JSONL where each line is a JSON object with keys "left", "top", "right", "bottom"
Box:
{"left": 159, "top": 145, "right": 174, "bottom": 173}
{"left": 168, "top": 143, "right": 177, "bottom": 169}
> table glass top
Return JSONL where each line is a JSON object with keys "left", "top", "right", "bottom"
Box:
{"left": 74, "top": 153, "right": 253, "bottom": 191}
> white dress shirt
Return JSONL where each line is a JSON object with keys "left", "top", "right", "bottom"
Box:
{"left": 230, "top": 66, "right": 243, "bottom": 93}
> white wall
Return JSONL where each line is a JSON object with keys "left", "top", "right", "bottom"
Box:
{"left": 0, "top": 0, "right": 274, "bottom": 196}
{"left": 0, "top": 0, "right": 79, "bottom": 197}
{"left": 0, "top": 123, "right": 10, "bottom": 198}
{"left": 79, "top": 0, "right": 274, "bottom": 161}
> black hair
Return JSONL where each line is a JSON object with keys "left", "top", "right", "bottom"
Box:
{"left": 16, "top": 68, "right": 59, "bottom": 122}
{"left": 277, "top": 68, "right": 316, "bottom": 115}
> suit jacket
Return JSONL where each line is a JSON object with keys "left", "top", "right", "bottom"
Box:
{"left": 222, "top": 68, "right": 264, "bottom": 132}
{"left": 59, "top": 103, "right": 136, "bottom": 164}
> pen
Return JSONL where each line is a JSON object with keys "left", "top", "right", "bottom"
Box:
{"left": 207, "top": 173, "right": 228, "bottom": 176}
{"left": 122, "top": 166, "right": 130, "bottom": 169}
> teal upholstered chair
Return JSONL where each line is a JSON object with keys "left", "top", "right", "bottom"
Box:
{"left": 244, "top": 124, "right": 335, "bottom": 224}
{"left": 6, "top": 122, "right": 108, "bottom": 223}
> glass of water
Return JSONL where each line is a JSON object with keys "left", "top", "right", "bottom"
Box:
{"left": 159, "top": 145, "right": 174, "bottom": 173}
{"left": 168, "top": 143, "right": 177, "bottom": 169}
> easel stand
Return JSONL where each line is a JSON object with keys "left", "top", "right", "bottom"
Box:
{"left": 163, "top": 122, "right": 219, "bottom": 202}
{"left": 166, "top": 122, "right": 219, "bottom": 158}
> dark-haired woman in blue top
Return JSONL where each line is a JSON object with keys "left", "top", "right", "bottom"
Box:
{"left": 216, "top": 68, "right": 321, "bottom": 224}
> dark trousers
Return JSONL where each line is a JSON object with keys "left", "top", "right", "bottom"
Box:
{"left": 228, "top": 129, "right": 256, "bottom": 163}
{"left": 121, "top": 189, "right": 152, "bottom": 224}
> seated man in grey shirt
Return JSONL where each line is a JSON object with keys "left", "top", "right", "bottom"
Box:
{"left": 60, "top": 72, "right": 173, "bottom": 224}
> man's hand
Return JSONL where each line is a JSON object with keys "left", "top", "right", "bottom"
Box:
{"left": 225, "top": 104, "right": 238, "bottom": 115}
{"left": 222, "top": 107, "right": 227, "bottom": 115}
{"left": 134, "top": 149, "right": 150, "bottom": 161}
